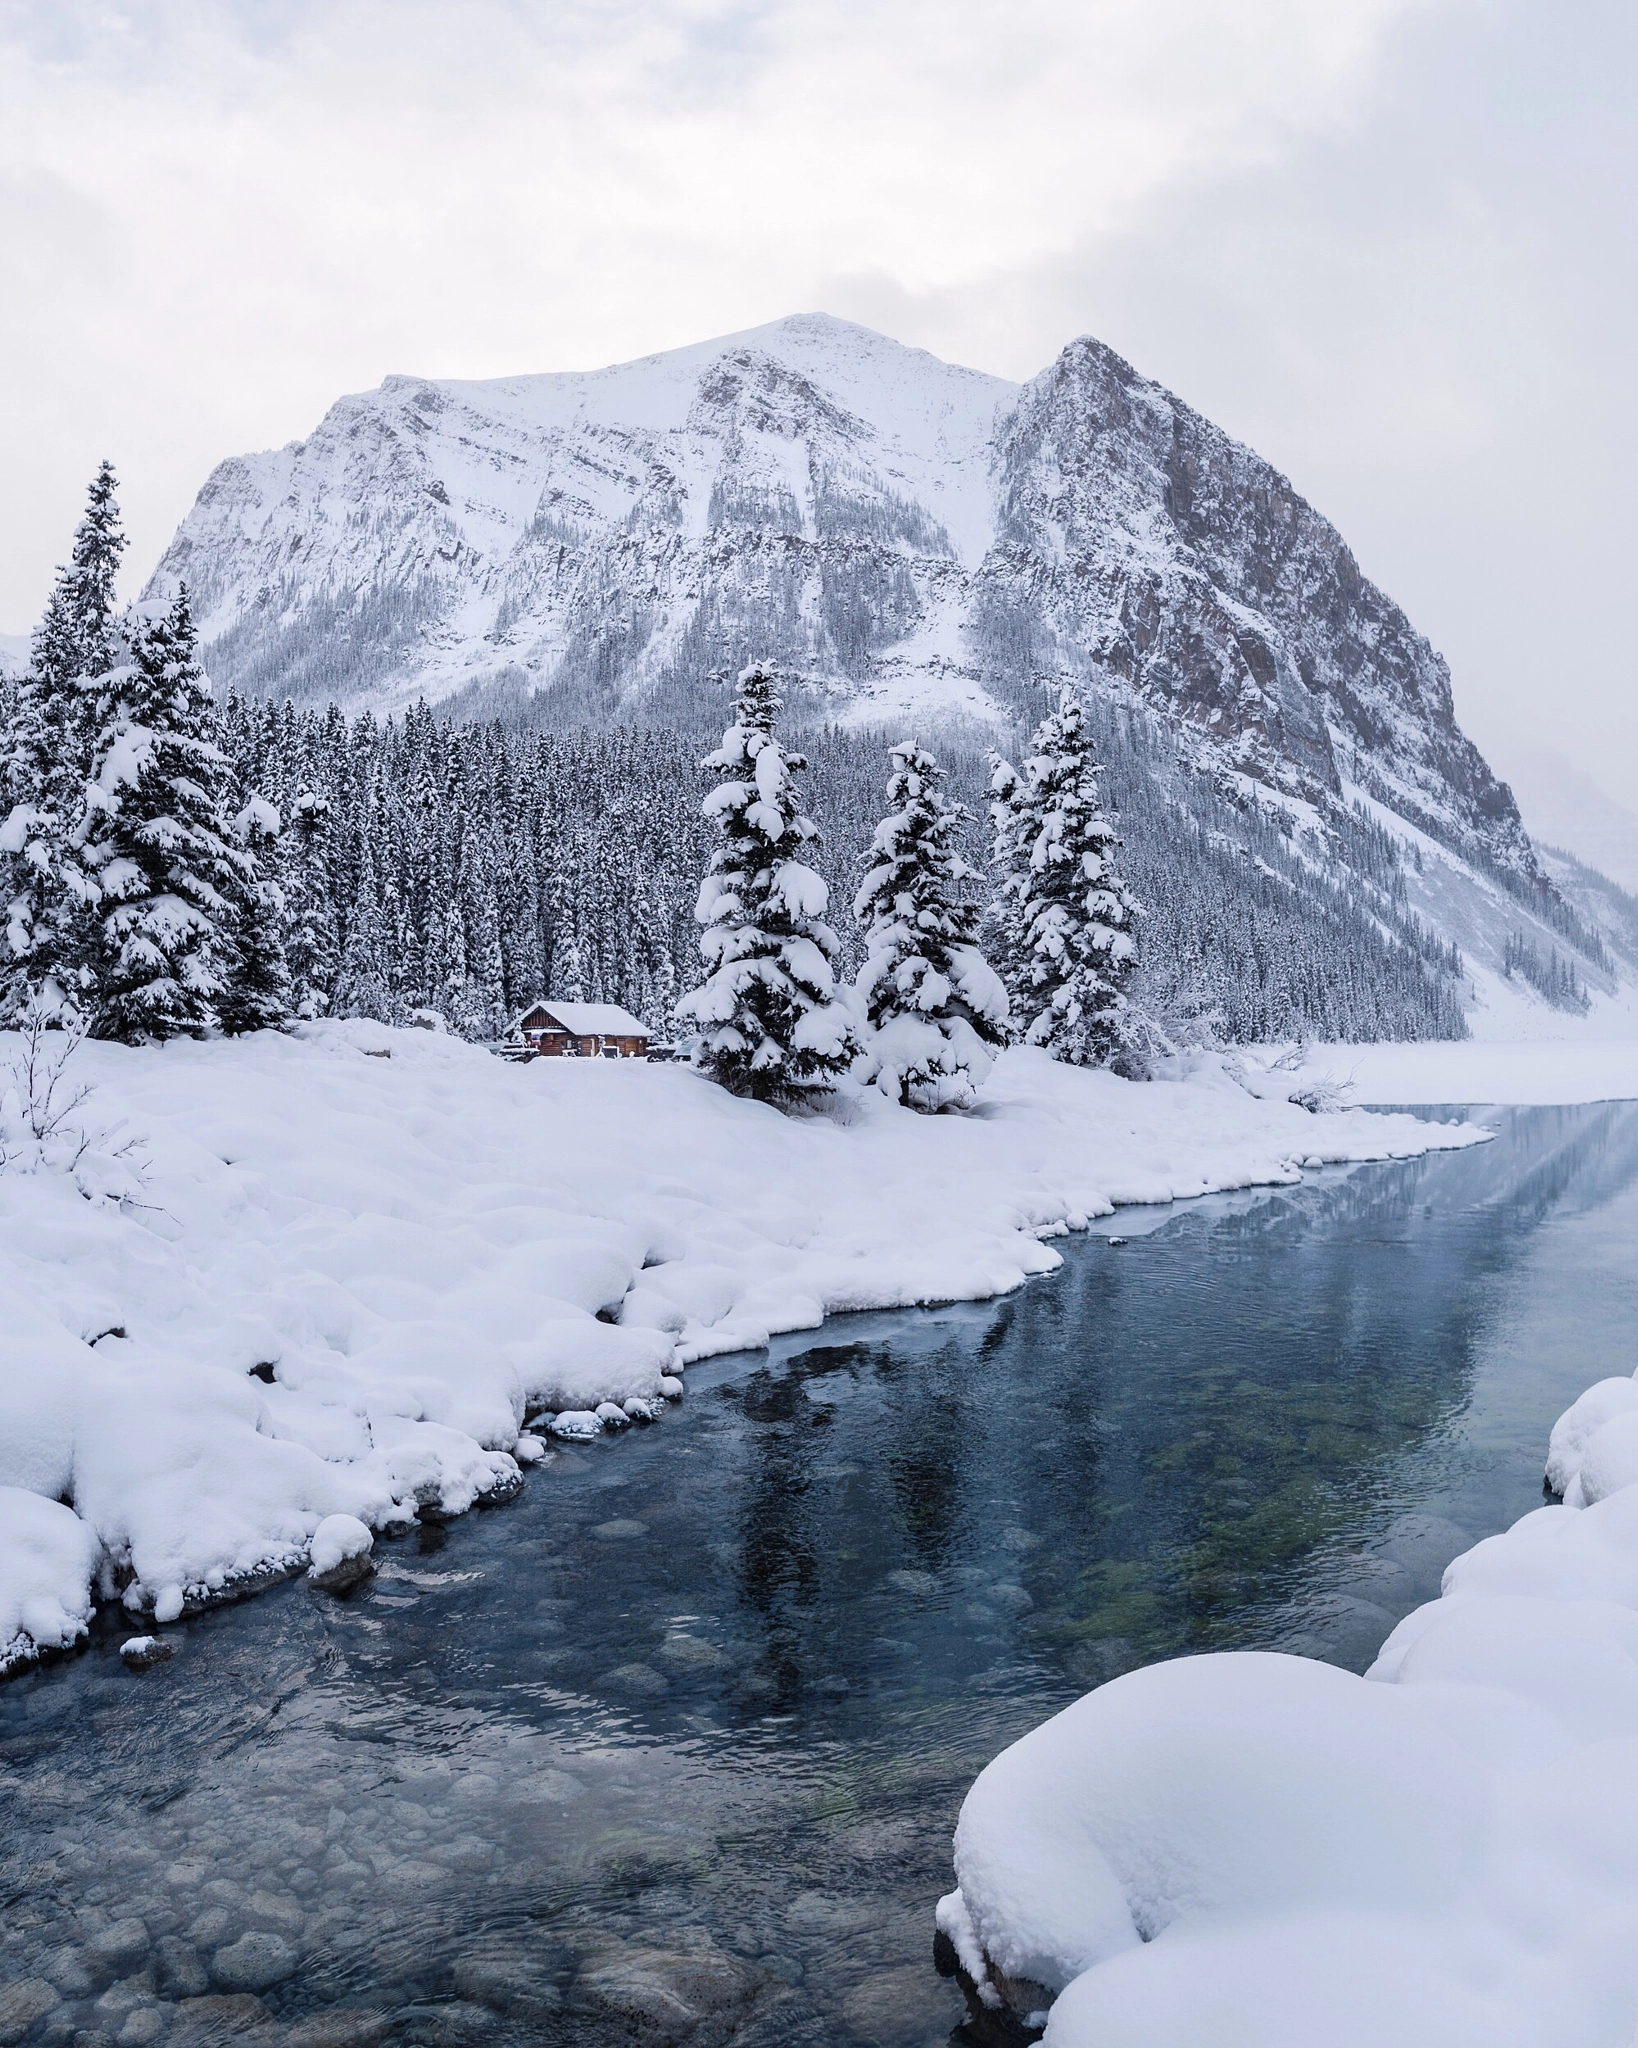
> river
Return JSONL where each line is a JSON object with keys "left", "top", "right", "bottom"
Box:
{"left": 4, "top": 1102, "right": 1638, "bottom": 2047}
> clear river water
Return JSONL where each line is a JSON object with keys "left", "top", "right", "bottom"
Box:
{"left": 4, "top": 1102, "right": 1638, "bottom": 2048}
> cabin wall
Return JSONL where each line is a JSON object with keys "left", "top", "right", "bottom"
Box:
{"left": 520, "top": 1029, "right": 649, "bottom": 1058}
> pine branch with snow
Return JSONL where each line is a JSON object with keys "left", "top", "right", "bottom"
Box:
{"left": 675, "top": 663, "right": 859, "bottom": 1103}
{"left": 989, "top": 690, "right": 1138, "bottom": 1069}
{"left": 855, "top": 741, "right": 1010, "bottom": 1111}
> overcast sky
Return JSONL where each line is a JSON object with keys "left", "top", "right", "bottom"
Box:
{"left": 2, "top": 0, "right": 1632, "bottom": 803}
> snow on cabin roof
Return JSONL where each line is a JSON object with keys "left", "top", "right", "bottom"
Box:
{"left": 515, "top": 1001, "right": 650, "bottom": 1037}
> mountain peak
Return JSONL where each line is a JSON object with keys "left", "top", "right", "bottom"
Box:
{"left": 149, "top": 313, "right": 1525, "bottom": 898}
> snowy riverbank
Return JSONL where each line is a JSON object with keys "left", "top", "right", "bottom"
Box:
{"left": 1278, "top": 1036, "right": 1638, "bottom": 1106}
{"left": 0, "top": 1022, "right": 1481, "bottom": 1675}
{"left": 940, "top": 1362, "right": 1638, "bottom": 2045}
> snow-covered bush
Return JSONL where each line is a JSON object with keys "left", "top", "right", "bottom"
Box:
{"left": 855, "top": 741, "right": 1010, "bottom": 1111}
{"left": 0, "top": 999, "right": 146, "bottom": 1200}
{"left": 1230, "top": 1043, "right": 1356, "bottom": 1114}
{"left": 675, "top": 663, "right": 860, "bottom": 1103}
{"left": 990, "top": 691, "right": 1138, "bottom": 1069}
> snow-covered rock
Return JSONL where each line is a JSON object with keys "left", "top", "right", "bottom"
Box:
{"left": 118, "top": 1632, "right": 173, "bottom": 1669}
{"left": 941, "top": 1359, "right": 1638, "bottom": 2046}
{"left": 307, "top": 1511, "right": 374, "bottom": 1591}
{"left": 0, "top": 1020, "right": 1478, "bottom": 1673}
{"left": 0, "top": 1487, "right": 100, "bottom": 1673}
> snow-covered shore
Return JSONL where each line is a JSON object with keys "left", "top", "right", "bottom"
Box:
{"left": 940, "top": 1368, "right": 1638, "bottom": 2045}
{"left": 1279, "top": 1035, "right": 1638, "bottom": 1106}
{"left": 0, "top": 1022, "right": 1479, "bottom": 1676}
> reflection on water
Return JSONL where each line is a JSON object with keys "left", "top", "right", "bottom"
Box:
{"left": 4, "top": 1105, "right": 1638, "bottom": 2048}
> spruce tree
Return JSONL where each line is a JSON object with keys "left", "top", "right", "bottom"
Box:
{"left": 84, "top": 587, "right": 246, "bottom": 1041}
{"left": 456, "top": 821, "right": 505, "bottom": 1037}
{"left": 675, "top": 662, "right": 859, "bottom": 1102}
{"left": 217, "top": 796, "right": 294, "bottom": 1034}
{"left": 855, "top": 741, "right": 1010, "bottom": 1110}
{"left": 2, "top": 461, "right": 127, "bottom": 1018}
{"left": 555, "top": 929, "right": 586, "bottom": 1004}
{"left": 990, "top": 690, "right": 1138, "bottom": 1067}
{"left": 435, "top": 892, "right": 468, "bottom": 1027}
{"left": 35, "top": 460, "right": 125, "bottom": 686}
{"left": 281, "top": 787, "right": 340, "bottom": 1017}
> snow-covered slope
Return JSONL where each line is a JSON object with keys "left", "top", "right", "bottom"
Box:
{"left": 155, "top": 316, "right": 1014, "bottom": 734}
{"left": 153, "top": 314, "right": 1530, "bottom": 884}
{"left": 1481, "top": 743, "right": 1638, "bottom": 896}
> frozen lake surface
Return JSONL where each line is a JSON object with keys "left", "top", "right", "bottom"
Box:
{"left": 4, "top": 1102, "right": 1637, "bottom": 2048}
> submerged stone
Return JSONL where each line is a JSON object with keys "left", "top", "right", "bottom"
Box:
{"left": 211, "top": 1930, "right": 297, "bottom": 1992}
{"left": 601, "top": 1661, "right": 670, "bottom": 1697}
{"left": 153, "top": 1935, "right": 210, "bottom": 1998}
{"left": 570, "top": 1938, "right": 757, "bottom": 2048}
{"left": 0, "top": 1979, "right": 61, "bottom": 2048}
{"left": 282, "top": 2009, "right": 392, "bottom": 2048}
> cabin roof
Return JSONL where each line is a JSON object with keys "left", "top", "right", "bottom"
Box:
{"left": 515, "top": 1001, "right": 650, "bottom": 1037}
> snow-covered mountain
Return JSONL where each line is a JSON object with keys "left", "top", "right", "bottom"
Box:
{"left": 154, "top": 314, "right": 1529, "bottom": 877}
{"left": 151, "top": 311, "right": 1638, "bottom": 1031}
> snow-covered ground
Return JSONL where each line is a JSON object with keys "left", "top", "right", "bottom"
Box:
{"left": 0, "top": 1022, "right": 1479, "bottom": 1677}
{"left": 1277, "top": 1037, "right": 1638, "bottom": 1105}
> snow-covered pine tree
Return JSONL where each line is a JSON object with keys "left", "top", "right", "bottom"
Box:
{"left": 281, "top": 787, "right": 340, "bottom": 1018}
{"left": 990, "top": 690, "right": 1138, "bottom": 1068}
{"left": 217, "top": 796, "right": 294, "bottom": 1034}
{"left": 675, "top": 662, "right": 859, "bottom": 1102}
{"left": 554, "top": 928, "right": 586, "bottom": 1004}
{"left": 1, "top": 461, "right": 127, "bottom": 1018}
{"left": 83, "top": 586, "right": 247, "bottom": 1041}
{"left": 855, "top": 741, "right": 1010, "bottom": 1110}
{"left": 455, "top": 820, "right": 505, "bottom": 1038}
{"left": 435, "top": 891, "right": 469, "bottom": 1029}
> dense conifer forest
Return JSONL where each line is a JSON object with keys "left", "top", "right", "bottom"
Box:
{"left": 207, "top": 686, "right": 1469, "bottom": 1044}
{"left": 1, "top": 467, "right": 1473, "bottom": 1050}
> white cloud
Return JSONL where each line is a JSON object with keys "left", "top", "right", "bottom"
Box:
{"left": 0, "top": 0, "right": 1435, "bottom": 620}
{"left": 8, "top": 0, "right": 1631, "bottom": 815}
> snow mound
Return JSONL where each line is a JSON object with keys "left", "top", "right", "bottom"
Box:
{"left": 1545, "top": 1377, "right": 1638, "bottom": 1498}
{"left": 0, "top": 1022, "right": 1479, "bottom": 1672}
{"left": 0, "top": 1487, "right": 100, "bottom": 1672}
{"left": 944, "top": 1362, "right": 1638, "bottom": 2045}
{"left": 309, "top": 1513, "right": 372, "bottom": 1576}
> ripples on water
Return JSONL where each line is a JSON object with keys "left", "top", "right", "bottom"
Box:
{"left": 4, "top": 1103, "right": 1638, "bottom": 2047}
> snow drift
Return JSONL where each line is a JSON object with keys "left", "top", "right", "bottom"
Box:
{"left": 0, "top": 1021, "right": 1474, "bottom": 1674}
{"left": 941, "top": 1368, "right": 1638, "bottom": 2046}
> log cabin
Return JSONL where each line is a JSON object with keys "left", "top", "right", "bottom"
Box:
{"left": 512, "top": 1001, "right": 651, "bottom": 1059}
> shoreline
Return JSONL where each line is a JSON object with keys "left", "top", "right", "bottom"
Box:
{"left": 0, "top": 1024, "right": 1487, "bottom": 1678}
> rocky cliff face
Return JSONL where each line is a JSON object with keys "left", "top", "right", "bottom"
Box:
{"left": 982, "top": 337, "right": 1527, "bottom": 870}
{"left": 151, "top": 312, "right": 1531, "bottom": 882}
